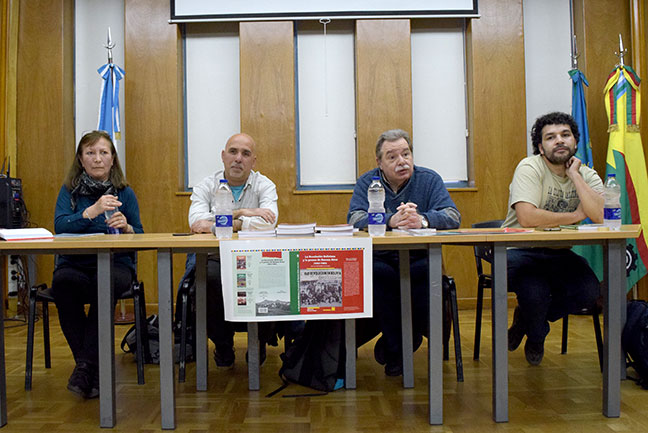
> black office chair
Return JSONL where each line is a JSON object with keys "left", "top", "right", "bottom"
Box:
{"left": 442, "top": 275, "right": 463, "bottom": 382}
{"left": 472, "top": 219, "right": 503, "bottom": 360}
{"left": 25, "top": 279, "right": 149, "bottom": 390}
{"left": 175, "top": 274, "right": 196, "bottom": 383}
{"left": 471, "top": 219, "right": 603, "bottom": 371}
{"left": 561, "top": 304, "right": 604, "bottom": 370}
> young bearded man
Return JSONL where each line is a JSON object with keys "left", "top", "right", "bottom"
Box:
{"left": 502, "top": 112, "right": 604, "bottom": 365}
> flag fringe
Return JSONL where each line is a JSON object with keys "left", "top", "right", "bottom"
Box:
{"left": 627, "top": 125, "right": 641, "bottom": 133}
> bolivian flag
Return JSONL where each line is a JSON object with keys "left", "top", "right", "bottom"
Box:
{"left": 604, "top": 65, "right": 648, "bottom": 291}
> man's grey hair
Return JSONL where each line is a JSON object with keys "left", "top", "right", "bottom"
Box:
{"left": 375, "top": 129, "right": 412, "bottom": 159}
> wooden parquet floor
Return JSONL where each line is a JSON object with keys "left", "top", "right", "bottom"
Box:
{"left": 3, "top": 308, "right": 648, "bottom": 433}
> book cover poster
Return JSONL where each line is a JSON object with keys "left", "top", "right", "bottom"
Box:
{"left": 220, "top": 238, "right": 372, "bottom": 321}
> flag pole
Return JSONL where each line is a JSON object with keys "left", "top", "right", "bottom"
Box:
{"left": 104, "top": 27, "right": 114, "bottom": 64}
{"left": 571, "top": 34, "right": 579, "bottom": 69}
{"left": 615, "top": 33, "right": 626, "bottom": 68}
{"left": 101, "top": 27, "right": 133, "bottom": 324}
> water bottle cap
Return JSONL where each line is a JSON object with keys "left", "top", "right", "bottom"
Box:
{"left": 607, "top": 174, "right": 616, "bottom": 178}
{"left": 371, "top": 176, "right": 380, "bottom": 180}
{"left": 220, "top": 179, "right": 228, "bottom": 183}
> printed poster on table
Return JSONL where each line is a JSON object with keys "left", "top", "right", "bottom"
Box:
{"left": 220, "top": 237, "right": 372, "bottom": 321}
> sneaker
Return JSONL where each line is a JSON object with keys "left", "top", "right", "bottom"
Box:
{"left": 214, "top": 344, "right": 235, "bottom": 368}
{"left": 374, "top": 334, "right": 422, "bottom": 366}
{"left": 384, "top": 346, "right": 403, "bottom": 377}
{"left": 524, "top": 340, "right": 544, "bottom": 366}
{"left": 508, "top": 306, "right": 526, "bottom": 351}
{"left": 384, "top": 361, "right": 403, "bottom": 377}
{"left": 67, "top": 361, "right": 96, "bottom": 399}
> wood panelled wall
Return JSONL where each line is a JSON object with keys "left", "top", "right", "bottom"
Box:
{"left": 239, "top": 21, "right": 295, "bottom": 214}
{"left": 1, "top": 0, "right": 9, "bottom": 166}
{"left": 124, "top": 0, "right": 187, "bottom": 293}
{"left": 355, "top": 20, "right": 413, "bottom": 174}
{"left": 445, "top": 0, "right": 527, "bottom": 305}
{"left": 11, "top": 0, "right": 646, "bottom": 305}
{"left": 2, "top": 0, "right": 19, "bottom": 178}
{"left": 15, "top": 0, "right": 74, "bottom": 285}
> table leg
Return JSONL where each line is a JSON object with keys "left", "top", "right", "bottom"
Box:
{"left": 195, "top": 253, "right": 208, "bottom": 391}
{"left": 428, "top": 245, "right": 443, "bottom": 425}
{"left": 345, "top": 319, "right": 356, "bottom": 389}
{"left": 603, "top": 239, "right": 624, "bottom": 418}
{"left": 399, "top": 250, "right": 414, "bottom": 389}
{"left": 247, "top": 323, "right": 260, "bottom": 391}
{"left": 157, "top": 249, "right": 176, "bottom": 429}
{"left": 97, "top": 252, "right": 115, "bottom": 428}
{"left": 492, "top": 244, "right": 508, "bottom": 423}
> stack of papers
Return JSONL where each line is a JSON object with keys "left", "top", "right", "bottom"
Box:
{"left": 404, "top": 228, "right": 437, "bottom": 236}
{"left": 578, "top": 224, "right": 605, "bottom": 231}
{"left": 0, "top": 228, "right": 54, "bottom": 241}
{"left": 238, "top": 229, "right": 276, "bottom": 238}
{"left": 275, "top": 222, "right": 316, "bottom": 237}
{"left": 315, "top": 224, "right": 355, "bottom": 237}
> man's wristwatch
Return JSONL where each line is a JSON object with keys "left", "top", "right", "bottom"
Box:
{"left": 420, "top": 214, "right": 429, "bottom": 229}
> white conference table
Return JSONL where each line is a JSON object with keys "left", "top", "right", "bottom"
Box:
{"left": 0, "top": 227, "right": 640, "bottom": 428}
{"left": 483, "top": 225, "right": 641, "bottom": 422}
{"left": 0, "top": 234, "right": 160, "bottom": 428}
{"left": 370, "top": 225, "right": 640, "bottom": 424}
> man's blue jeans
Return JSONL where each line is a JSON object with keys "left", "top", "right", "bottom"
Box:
{"left": 507, "top": 248, "right": 600, "bottom": 344}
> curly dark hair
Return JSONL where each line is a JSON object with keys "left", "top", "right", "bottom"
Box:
{"left": 530, "top": 112, "right": 580, "bottom": 155}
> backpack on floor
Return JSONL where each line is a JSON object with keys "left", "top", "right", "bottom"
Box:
{"left": 276, "top": 320, "right": 346, "bottom": 394}
{"left": 120, "top": 314, "right": 160, "bottom": 364}
{"left": 622, "top": 300, "right": 648, "bottom": 389}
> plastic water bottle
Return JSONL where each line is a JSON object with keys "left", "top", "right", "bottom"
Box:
{"left": 603, "top": 174, "right": 622, "bottom": 230}
{"left": 367, "top": 176, "right": 386, "bottom": 236}
{"left": 104, "top": 208, "right": 120, "bottom": 234}
{"left": 212, "top": 179, "right": 233, "bottom": 239}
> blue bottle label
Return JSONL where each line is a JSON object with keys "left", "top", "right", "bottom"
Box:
{"left": 215, "top": 214, "right": 233, "bottom": 228}
{"left": 368, "top": 212, "right": 385, "bottom": 225}
{"left": 604, "top": 208, "right": 621, "bottom": 220}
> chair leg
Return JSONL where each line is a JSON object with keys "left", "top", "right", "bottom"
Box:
{"left": 179, "top": 291, "right": 189, "bottom": 383}
{"left": 42, "top": 301, "right": 51, "bottom": 369}
{"left": 593, "top": 312, "right": 604, "bottom": 372}
{"left": 132, "top": 283, "right": 146, "bottom": 385}
{"left": 25, "top": 288, "right": 38, "bottom": 391}
{"left": 473, "top": 280, "right": 485, "bottom": 360}
{"left": 561, "top": 315, "right": 569, "bottom": 354}
{"left": 138, "top": 283, "right": 150, "bottom": 363}
{"left": 448, "top": 277, "right": 464, "bottom": 382}
{"left": 442, "top": 289, "right": 450, "bottom": 362}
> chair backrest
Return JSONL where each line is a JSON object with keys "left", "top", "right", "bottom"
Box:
{"left": 472, "top": 220, "right": 504, "bottom": 274}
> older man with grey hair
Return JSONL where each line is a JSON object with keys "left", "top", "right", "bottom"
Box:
{"left": 347, "top": 128, "right": 460, "bottom": 376}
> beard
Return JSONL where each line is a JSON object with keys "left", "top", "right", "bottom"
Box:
{"left": 542, "top": 145, "right": 576, "bottom": 165}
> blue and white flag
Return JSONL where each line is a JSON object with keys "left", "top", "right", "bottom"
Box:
{"left": 569, "top": 69, "right": 593, "bottom": 167}
{"left": 569, "top": 68, "right": 603, "bottom": 281}
{"left": 97, "top": 63, "right": 125, "bottom": 142}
